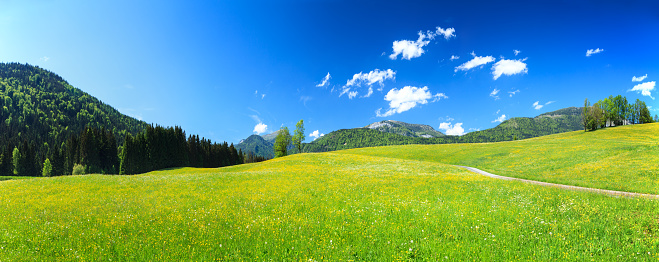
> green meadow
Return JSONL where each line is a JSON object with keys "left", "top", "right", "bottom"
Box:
{"left": 342, "top": 123, "right": 659, "bottom": 194}
{"left": 0, "top": 124, "right": 658, "bottom": 260}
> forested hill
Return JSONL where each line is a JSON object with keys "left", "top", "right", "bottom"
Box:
{"left": 235, "top": 135, "right": 274, "bottom": 159}
{"left": 0, "top": 62, "right": 150, "bottom": 176}
{"left": 364, "top": 120, "right": 445, "bottom": 138}
{"left": 302, "top": 108, "right": 584, "bottom": 152}
{"left": 0, "top": 62, "right": 148, "bottom": 147}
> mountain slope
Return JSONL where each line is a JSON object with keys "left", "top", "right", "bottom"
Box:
{"left": 0, "top": 63, "right": 149, "bottom": 176}
{"left": 0, "top": 63, "right": 148, "bottom": 148}
{"left": 235, "top": 134, "right": 274, "bottom": 159}
{"left": 303, "top": 108, "right": 585, "bottom": 152}
{"left": 365, "top": 120, "right": 444, "bottom": 138}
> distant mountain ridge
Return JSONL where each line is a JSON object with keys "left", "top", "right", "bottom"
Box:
{"left": 235, "top": 134, "right": 274, "bottom": 159}
{"left": 365, "top": 120, "right": 445, "bottom": 138}
{"left": 301, "top": 108, "right": 585, "bottom": 153}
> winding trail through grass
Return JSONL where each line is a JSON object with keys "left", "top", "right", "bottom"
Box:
{"left": 457, "top": 165, "right": 659, "bottom": 199}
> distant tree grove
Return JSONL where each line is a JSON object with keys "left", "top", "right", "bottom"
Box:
{"left": 582, "top": 95, "right": 654, "bottom": 131}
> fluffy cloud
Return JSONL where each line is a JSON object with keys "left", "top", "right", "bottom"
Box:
{"left": 389, "top": 26, "right": 455, "bottom": 60}
{"left": 508, "top": 89, "right": 520, "bottom": 97}
{"left": 629, "top": 81, "right": 656, "bottom": 100}
{"left": 341, "top": 69, "right": 395, "bottom": 98}
{"left": 490, "top": 88, "right": 500, "bottom": 100}
{"left": 450, "top": 55, "right": 460, "bottom": 61}
{"left": 586, "top": 48, "right": 604, "bottom": 57}
{"left": 492, "top": 58, "right": 528, "bottom": 80}
{"left": 533, "top": 101, "right": 555, "bottom": 110}
{"left": 309, "top": 130, "right": 325, "bottom": 140}
{"left": 492, "top": 114, "right": 506, "bottom": 123}
{"left": 438, "top": 122, "right": 465, "bottom": 136}
{"left": 376, "top": 86, "right": 447, "bottom": 117}
{"left": 253, "top": 123, "right": 268, "bottom": 135}
{"left": 455, "top": 52, "right": 495, "bottom": 72}
{"left": 316, "top": 72, "right": 331, "bottom": 87}
{"left": 40, "top": 56, "right": 50, "bottom": 62}
{"left": 345, "top": 69, "right": 396, "bottom": 88}
{"left": 632, "top": 74, "right": 648, "bottom": 82}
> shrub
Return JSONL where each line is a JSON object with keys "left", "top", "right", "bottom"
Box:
{"left": 72, "top": 164, "right": 86, "bottom": 175}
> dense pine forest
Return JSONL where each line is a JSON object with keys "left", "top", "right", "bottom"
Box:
{"left": 0, "top": 63, "right": 243, "bottom": 176}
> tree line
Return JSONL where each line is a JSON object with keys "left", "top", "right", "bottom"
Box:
{"left": 582, "top": 95, "right": 655, "bottom": 131}
{"left": 0, "top": 124, "right": 247, "bottom": 177}
{"left": 119, "top": 125, "right": 243, "bottom": 175}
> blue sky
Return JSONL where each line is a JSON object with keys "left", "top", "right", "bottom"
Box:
{"left": 1, "top": 0, "right": 658, "bottom": 143}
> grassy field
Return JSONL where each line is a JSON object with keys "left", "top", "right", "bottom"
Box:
{"left": 1, "top": 146, "right": 659, "bottom": 260}
{"left": 340, "top": 123, "right": 659, "bottom": 195}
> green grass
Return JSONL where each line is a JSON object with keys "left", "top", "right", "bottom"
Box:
{"left": 0, "top": 176, "right": 34, "bottom": 181}
{"left": 0, "top": 124, "right": 658, "bottom": 260}
{"left": 339, "top": 123, "right": 659, "bottom": 194}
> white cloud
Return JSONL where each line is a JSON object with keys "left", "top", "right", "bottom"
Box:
{"left": 586, "top": 48, "right": 604, "bottom": 57}
{"left": 440, "top": 116, "right": 455, "bottom": 122}
{"left": 508, "top": 89, "right": 520, "bottom": 97}
{"left": 492, "top": 58, "right": 528, "bottom": 80}
{"left": 345, "top": 69, "right": 396, "bottom": 87}
{"left": 253, "top": 123, "right": 268, "bottom": 135}
{"left": 490, "top": 88, "right": 500, "bottom": 100}
{"left": 435, "top": 27, "right": 456, "bottom": 39}
{"left": 255, "top": 90, "right": 265, "bottom": 99}
{"left": 389, "top": 26, "right": 455, "bottom": 60}
{"left": 514, "top": 50, "right": 521, "bottom": 56}
{"left": 469, "top": 128, "right": 481, "bottom": 131}
{"left": 363, "top": 87, "right": 374, "bottom": 98}
{"left": 533, "top": 100, "right": 555, "bottom": 110}
{"left": 492, "top": 114, "right": 506, "bottom": 123}
{"left": 629, "top": 81, "right": 656, "bottom": 100}
{"left": 341, "top": 69, "right": 395, "bottom": 98}
{"left": 632, "top": 74, "right": 647, "bottom": 82}
{"left": 316, "top": 72, "right": 331, "bottom": 87}
{"left": 438, "top": 122, "right": 465, "bottom": 136}
{"left": 450, "top": 55, "right": 460, "bottom": 61}
{"left": 455, "top": 52, "right": 495, "bottom": 72}
{"left": 40, "top": 56, "right": 50, "bottom": 62}
{"left": 376, "top": 86, "right": 447, "bottom": 117}
{"left": 309, "top": 130, "right": 325, "bottom": 140}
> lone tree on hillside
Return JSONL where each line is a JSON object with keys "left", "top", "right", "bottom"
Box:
{"left": 274, "top": 126, "right": 292, "bottom": 158}
{"left": 292, "top": 120, "right": 305, "bottom": 153}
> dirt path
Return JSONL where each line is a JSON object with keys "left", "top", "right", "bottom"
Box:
{"left": 456, "top": 165, "right": 659, "bottom": 200}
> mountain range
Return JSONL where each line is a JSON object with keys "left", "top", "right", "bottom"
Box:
{"left": 236, "top": 107, "right": 585, "bottom": 157}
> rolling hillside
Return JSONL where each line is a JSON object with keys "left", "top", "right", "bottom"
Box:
{"left": 1, "top": 123, "right": 657, "bottom": 260}
{"left": 303, "top": 107, "right": 584, "bottom": 153}
{"left": 341, "top": 122, "right": 659, "bottom": 194}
